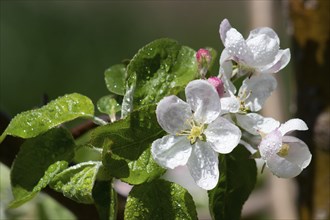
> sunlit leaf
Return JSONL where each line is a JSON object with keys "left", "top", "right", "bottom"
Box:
{"left": 122, "top": 38, "right": 197, "bottom": 114}
{"left": 0, "top": 93, "right": 94, "bottom": 143}
{"left": 50, "top": 161, "right": 101, "bottom": 204}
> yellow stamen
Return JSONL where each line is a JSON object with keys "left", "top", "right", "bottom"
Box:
{"left": 277, "top": 144, "right": 290, "bottom": 157}
{"left": 176, "top": 118, "right": 206, "bottom": 145}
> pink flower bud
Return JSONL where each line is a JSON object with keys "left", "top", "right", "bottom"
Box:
{"left": 208, "top": 77, "right": 225, "bottom": 97}
{"left": 196, "top": 48, "right": 211, "bottom": 78}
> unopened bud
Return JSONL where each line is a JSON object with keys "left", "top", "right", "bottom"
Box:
{"left": 207, "top": 77, "right": 225, "bottom": 97}
{"left": 196, "top": 48, "right": 211, "bottom": 78}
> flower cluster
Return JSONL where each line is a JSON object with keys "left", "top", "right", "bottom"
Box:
{"left": 151, "top": 19, "right": 311, "bottom": 190}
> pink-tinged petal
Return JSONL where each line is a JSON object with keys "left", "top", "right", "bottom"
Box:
{"left": 282, "top": 136, "right": 312, "bottom": 169}
{"left": 236, "top": 113, "right": 280, "bottom": 135}
{"left": 240, "top": 74, "right": 277, "bottom": 112}
{"left": 260, "top": 49, "right": 291, "bottom": 74}
{"left": 219, "top": 18, "right": 232, "bottom": 45}
{"left": 151, "top": 135, "right": 192, "bottom": 169}
{"left": 247, "top": 27, "right": 280, "bottom": 45}
{"left": 185, "top": 80, "right": 221, "bottom": 124}
{"left": 259, "top": 130, "right": 311, "bottom": 178}
{"left": 265, "top": 154, "right": 302, "bottom": 178}
{"left": 204, "top": 116, "right": 241, "bottom": 154}
{"left": 187, "top": 141, "right": 219, "bottom": 190}
{"left": 246, "top": 33, "right": 279, "bottom": 67}
{"left": 259, "top": 130, "right": 283, "bottom": 159}
{"left": 156, "top": 95, "right": 192, "bottom": 134}
{"left": 278, "top": 118, "right": 308, "bottom": 136}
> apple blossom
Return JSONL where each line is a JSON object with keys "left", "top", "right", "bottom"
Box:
{"left": 220, "top": 74, "right": 277, "bottom": 114}
{"left": 218, "top": 18, "right": 290, "bottom": 92}
{"left": 151, "top": 80, "right": 241, "bottom": 190}
{"left": 258, "top": 118, "right": 312, "bottom": 178}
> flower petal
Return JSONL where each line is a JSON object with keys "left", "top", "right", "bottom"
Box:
{"left": 156, "top": 95, "right": 192, "bottom": 134}
{"left": 264, "top": 135, "right": 311, "bottom": 178}
{"left": 246, "top": 32, "right": 279, "bottom": 67}
{"left": 282, "top": 136, "right": 312, "bottom": 169}
{"left": 185, "top": 80, "right": 221, "bottom": 124}
{"left": 236, "top": 113, "right": 280, "bottom": 135}
{"left": 204, "top": 116, "right": 241, "bottom": 154}
{"left": 219, "top": 49, "right": 236, "bottom": 94}
{"left": 278, "top": 118, "right": 308, "bottom": 136}
{"left": 265, "top": 154, "right": 302, "bottom": 178}
{"left": 247, "top": 27, "right": 280, "bottom": 46}
{"left": 219, "top": 18, "right": 232, "bottom": 45}
{"left": 151, "top": 135, "right": 192, "bottom": 169}
{"left": 187, "top": 141, "right": 219, "bottom": 190}
{"left": 224, "top": 28, "right": 253, "bottom": 64}
{"left": 259, "top": 130, "right": 283, "bottom": 160}
{"left": 240, "top": 74, "right": 277, "bottom": 112}
{"left": 220, "top": 94, "right": 240, "bottom": 114}
{"left": 260, "top": 49, "right": 291, "bottom": 74}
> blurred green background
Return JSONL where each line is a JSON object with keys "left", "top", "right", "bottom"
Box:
{"left": 0, "top": 1, "right": 292, "bottom": 219}
{"left": 1, "top": 1, "right": 291, "bottom": 117}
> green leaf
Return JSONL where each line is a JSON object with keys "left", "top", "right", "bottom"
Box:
{"left": 9, "top": 161, "right": 68, "bottom": 208}
{"left": 104, "top": 64, "right": 126, "bottom": 96}
{"left": 92, "top": 180, "right": 118, "bottom": 220}
{"left": 91, "top": 105, "right": 166, "bottom": 184}
{"left": 123, "top": 38, "right": 197, "bottom": 112}
{"left": 9, "top": 127, "right": 76, "bottom": 208}
{"left": 91, "top": 105, "right": 164, "bottom": 159}
{"left": 50, "top": 161, "right": 101, "bottom": 204}
{"left": 205, "top": 47, "right": 218, "bottom": 75}
{"left": 97, "top": 95, "right": 121, "bottom": 115}
{"left": 124, "top": 179, "right": 198, "bottom": 220}
{"left": 103, "top": 146, "right": 165, "bottom": 185}
{"left": 208, "top": 146, "right": 257, "bottom": 220}
{"left": 0, "top": 93, "right": 94, "bottom": 143}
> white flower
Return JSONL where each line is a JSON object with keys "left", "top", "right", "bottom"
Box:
{"left": 258, "top": 118, "right": 312, "bottom": 178}
{"left": 236, "top": 113, "right": 280, "bottom": 136}
{"left": 151, "top": 80, "right": 241, "bottom": 190}
{"left": 218, "top": 19, "right": 290, "bottom": 91}
{"left": 220, "top": 74, "right": 277, "bottom": 113}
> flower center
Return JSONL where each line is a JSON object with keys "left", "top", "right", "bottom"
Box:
{"left": 176, "top": 119, "right": 206, "bottom": 144}
{"left": 188, "top": 125, "right": 205, "bottom": 144}
{"left": 232, "top": 62, "right": 256, "bottom": 78}
{"left": 277, "top": 144, "right": 290, "bottom": 157}
{"left": 238, "top": 64, "right": 256, "bottom": 76}
{"left": 237, "top": 89, "right": 252, "bottom": 113}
